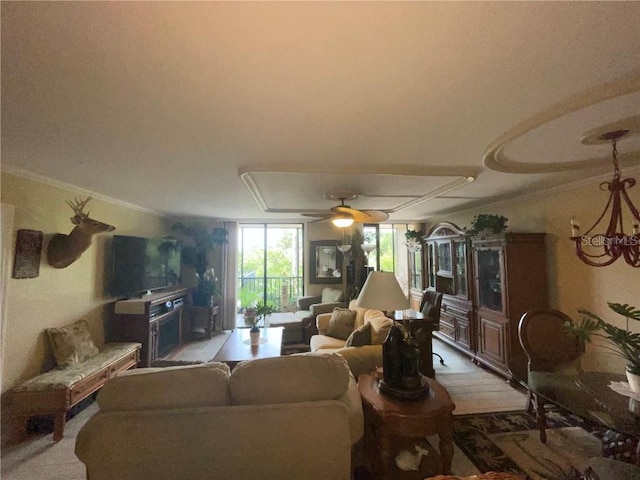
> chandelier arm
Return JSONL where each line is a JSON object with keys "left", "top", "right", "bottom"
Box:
{"left": 606, "top": 183, "right": 623, "bottom": 239}
{"left": 622, "top": 245, "right": 640, "bottom": 267}
{"left": 573, "top": 239, "right": 619, "bottom": 267}
{"left": 583, "top": 185, "right": 614, "bottom": 237}
{"left": 620, "top": 180, "right": 640, "bottom": 222}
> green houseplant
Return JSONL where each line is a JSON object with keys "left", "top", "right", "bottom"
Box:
{"left": 244, "top": 302, "right": 275, "bottom": 345}
{"left": 172, "top": 222, "right": 228, "bottom": 307}
{"left": 464, "top": 214, "right": 508, "bottom": 236}
{"left": 565, "top": 303, "right": 640, "bottom": 389}
{"left": 244, "top": 302, "right": 275, "bottom": 331}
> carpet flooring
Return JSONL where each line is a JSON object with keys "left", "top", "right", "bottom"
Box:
{"left": 452, "top": 409, "right": 603, "bottom": 480}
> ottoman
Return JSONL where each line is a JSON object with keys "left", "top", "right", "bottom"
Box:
{"left": 266, "top": 312, "right": 304, "bottom": 345}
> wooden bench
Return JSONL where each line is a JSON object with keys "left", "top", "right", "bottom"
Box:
{"left": 6, "top": 342, "right": 141, "bottom": 442}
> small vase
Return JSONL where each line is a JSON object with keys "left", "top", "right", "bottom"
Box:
{"left": 250, "top": 327, "right": 260, "bottom": 346}
{"left": 626, "top": 367, "right": 640, "bottom": 393}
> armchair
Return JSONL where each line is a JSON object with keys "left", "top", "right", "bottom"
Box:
{"left": 297, "top": 287, "right": 347, "bottom": 342}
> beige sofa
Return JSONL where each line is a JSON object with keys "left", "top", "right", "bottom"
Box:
{"left": 75, "top": 354, "right": 363, "bottom": 480}
{"left": 309, "top": 300, "right": 394, "bottom": 377}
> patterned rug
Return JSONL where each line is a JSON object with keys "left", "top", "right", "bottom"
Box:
{"left": 453, "top": 409, "right": 603, "bottom": 480}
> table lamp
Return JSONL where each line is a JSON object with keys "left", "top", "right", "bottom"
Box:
{"left": 356, "top": 271, "right": 429, "bottom": 400}
{"left": 356, "top": 271, "right": 410, "bottom": 316}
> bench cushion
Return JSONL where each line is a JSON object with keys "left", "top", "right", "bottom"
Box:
{"left": 13, "top": 343, "right": 141, "bottom": 392}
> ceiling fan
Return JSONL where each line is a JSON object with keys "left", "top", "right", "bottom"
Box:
{"left": 302, "top": 192, "right": 390, "bottom": 226}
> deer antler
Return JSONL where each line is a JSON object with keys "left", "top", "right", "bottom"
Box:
{"left": 66, "top": 196, "right": 93, "bottom": 218}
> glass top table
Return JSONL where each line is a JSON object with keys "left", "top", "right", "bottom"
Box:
{"left": 521, "top": 369, "right": 640, "bottom": 437}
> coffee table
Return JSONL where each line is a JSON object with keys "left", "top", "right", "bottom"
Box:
{"left": 358, "top": 372, "right": 456, "bottom": 479}
{"left": 212, "top": 327, "right": 284, "bottom": 369}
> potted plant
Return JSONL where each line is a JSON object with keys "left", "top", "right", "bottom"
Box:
{"left": 245, "top": 302, "right": 275, "bottom": 345}
{"left": 565, "top": 303, "right": 640, "bottom": 391}
{"left": 172, "top": 222, "right": 228, "bottom": 337}
{"left": 464, "top": 214, "right": 508, "bottom": 236}
{"left": 404, "top": 230, "right": 423, "bottom": 252}
{"left": 172, "top": 222, "right": 228, "bottom": 306}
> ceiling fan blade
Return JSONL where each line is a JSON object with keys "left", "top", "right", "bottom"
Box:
{"left": 301, "top": 213, "right": 332, "bottom": 218}
{"left": 361, "top": 210, "right": 389, "bottom": 222}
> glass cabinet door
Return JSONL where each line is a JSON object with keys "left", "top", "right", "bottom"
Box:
{"left": 426, "top": 244, "right": 435, "bottom": 289}
{"left": 436, "top": 241, "right": 452, "bottom": 274}
{"left": 410, "top": 250, "right": 423, "bottom": 289}
{"left": 453, "top": 240, "right": 467, "bottom": 297}
{"left": 476, "top": 247, "right": 504, "bottom": 312}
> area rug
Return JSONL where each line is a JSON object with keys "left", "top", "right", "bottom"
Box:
{"left": 453, "top": 409, "right": 603, "bottom": 480}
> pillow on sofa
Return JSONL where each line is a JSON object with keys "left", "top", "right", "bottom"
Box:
{"left": 326, "top": 308, "right": 356, "bottom": 340}
{"left": 47, "top": 319, "right": 99, "bottom": 369}
{"left": 364, "top": 310, "right": 394, "bottom": 344}
{"left": 344, "top": 323, "right": 371, "bottom": 347}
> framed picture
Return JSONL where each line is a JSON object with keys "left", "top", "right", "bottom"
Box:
{"left": 12, "top": 229, "right": 43, "bottom": 279}
{"left": 310, "top": 240, "right": 343, "bottom": 284}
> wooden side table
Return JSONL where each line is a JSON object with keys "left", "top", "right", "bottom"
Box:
{"left": 358, "top": 372, "right": 456, "bottom": 479}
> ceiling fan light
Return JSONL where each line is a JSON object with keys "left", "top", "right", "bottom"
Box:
{"left": 332, "top": 215, "right": 354, "bottom": 228}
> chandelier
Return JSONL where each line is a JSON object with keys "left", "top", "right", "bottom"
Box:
{"left": 570, "top": 130, "right": 640, "bottom": 267}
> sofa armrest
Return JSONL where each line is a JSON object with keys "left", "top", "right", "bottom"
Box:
{"left": 316, "top": 313, "right": 333, "bottom": 335}
{"left": 309, "top": 302, "right": 345, "bottom": 318}
{"left": 297, "top": 295, "right": 321, "bottom": 310}
{"left": 335, "top": 345, "right": 383, "bottom": 378}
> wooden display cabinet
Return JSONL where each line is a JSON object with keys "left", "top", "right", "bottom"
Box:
{"left": 424, "top": 223, "right": 474, "bottom": 357}
{"left": 471, "top": 233, "right": 548, "bottom": 380}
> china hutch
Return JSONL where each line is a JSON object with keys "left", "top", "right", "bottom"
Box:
{"left": 421, "top": 223, "right": 474, "bottom": 356}
{"left": 422, "top": 222, "right": 548, "bottom": 381}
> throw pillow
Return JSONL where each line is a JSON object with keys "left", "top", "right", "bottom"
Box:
{"left": 326, "top": 308, "right": 356, "bottom": 340}
{"left": 344, "top": 322, "right": 371, "bottom": 347}
{"left": 46, "top": 319, "right": 99, "bottom": 369}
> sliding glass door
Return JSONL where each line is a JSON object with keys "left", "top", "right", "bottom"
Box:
{"left": 237, "top": 224, "right": 303, "bottom": 314}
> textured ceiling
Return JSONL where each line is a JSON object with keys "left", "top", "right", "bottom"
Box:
{"left": 2, "top": 2, "right": 639, "bottom": 222}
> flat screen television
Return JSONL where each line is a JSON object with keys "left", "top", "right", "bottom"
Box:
{"left": 110, "top": 235, "right": 182, "bottom": 298}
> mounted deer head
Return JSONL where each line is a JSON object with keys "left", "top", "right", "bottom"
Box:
{"left": 47, "top": 196, "right": 115, "bottom": 268}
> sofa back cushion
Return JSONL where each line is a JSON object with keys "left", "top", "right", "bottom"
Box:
{"left": 98, "top": 362, "right": 231, "bottom": 412}
{"left": 364, "top": 310, "right": 394, "bottom": 344}
{"left": 230, "top": 354, "right": 350, "bottom": 405}
{"left": 321, "top": 287, "right": 345, "bottom": 303}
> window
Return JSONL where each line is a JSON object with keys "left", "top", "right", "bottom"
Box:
{"left": 237, "top": 224, "right": 303, "bottom": 313}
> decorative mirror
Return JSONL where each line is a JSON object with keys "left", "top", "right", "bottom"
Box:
{"left": 310, "top": 240, "right": 343, "bottom": 284}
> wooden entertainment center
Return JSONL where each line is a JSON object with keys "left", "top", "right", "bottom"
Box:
{"left": 108, "top": 288, "right": 190, "bottom": 367}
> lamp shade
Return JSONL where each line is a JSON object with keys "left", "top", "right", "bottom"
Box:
{"left": 356, "top": 271, "right": 410, "bottom": 312}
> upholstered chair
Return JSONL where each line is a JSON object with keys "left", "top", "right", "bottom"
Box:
{"left": 420, "top": 290, "right": 444, "bottom": 364}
